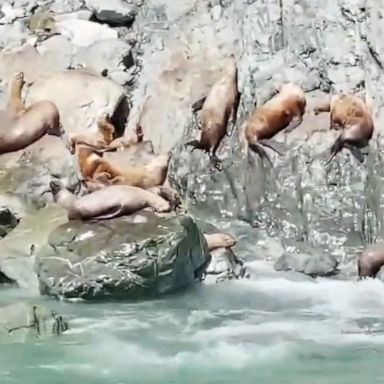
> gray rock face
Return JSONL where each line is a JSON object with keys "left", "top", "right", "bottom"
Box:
{"left": 0, "top": 207, "right": 19, "bottom": 238}
{"left": 35, "top": 214, "right": 210, "bottom": 300}
{"left": 274, "top": 249, "right": 339, "bottom": 277}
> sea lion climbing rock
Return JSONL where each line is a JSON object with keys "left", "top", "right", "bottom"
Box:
{"left": 314, "top": 93, "right": 374, "bottom": 165}
{"left": 241, "top": 82, "right": 306, "bottom": 164}
{"left": 185, "top": 54, "right": 240, "bottom": 170}
{"left": 49, "top": 180, "right": 171, "bottom": 221}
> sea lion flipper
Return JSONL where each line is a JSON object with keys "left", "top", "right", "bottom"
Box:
{"left": 325, "top": 135, "right": 344, "bottom": 166}
{"left": 248, "top": 143, "right": 273, "bottom": 167}
{"left": 258, "top": 139, "right": 285, "bottom": 156}
{"left": 191, "top": 96, "right": 207, "bottom": 113}
{"left": 227, "top": 91, "right": 242, "bottom": 137}
{"left": 185, "top": 139, "right": 203, "bottom": 152}
{"left": 93, "top": 204, "right": 124, "bottom": 220}
{"left": 346, "top": 144, "right": 365, "bottom": 163}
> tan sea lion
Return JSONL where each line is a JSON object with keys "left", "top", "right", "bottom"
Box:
{"left": 0, "top": 100, "right": 62, "bottom": 155}
{"left": 358, "top": 242, "right": 384, "bottom": 279}
{"left": 241, "top": 82, "right": 306, "bottom": 164}
{"left": 49, "top": 180, "right": 171, "bottom": 221}
{"left": 203, "top": 232, "right": 237, "bottom": 252}
{"left": 314, "top": 93, "right": 374, "bottom": 166}
{"left": 6, "top": 71, "right": 26, "bottom": 118}
{"left": 185, "top": 54, "right": 240, "bottom": 170}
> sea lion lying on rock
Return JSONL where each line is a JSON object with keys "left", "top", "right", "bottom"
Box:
{"left": 77, "top": 146, "right": 172, "bottom": 190}
{"left": 185, "top": 54, "right": 240, "bottom": 171}
{"left": 0, "top": 72, "right": 62, "bottom": 155}
{"left": 314, "top": 93, "right": 374, "bottom": 165}
{"left": 241, "top": 82, "right": 306, "bottom": 164}
{"left": 358, "top": 242, "right": 384, "bottom": 279}
{"left": 49, "top": 180, "right": 171, "bottom": 221}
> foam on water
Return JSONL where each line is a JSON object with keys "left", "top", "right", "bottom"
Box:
{"left": 2, "top": 276, "right": 384, "bottom": 383}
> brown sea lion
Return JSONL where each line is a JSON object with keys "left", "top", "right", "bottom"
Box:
{"left": 0, "top": 100, "right": 62, "bottom": 155}
{"left": 107, "top": 123, "right": 144, "bottom": 150}
{"left": 76, "top": 145, "right": 171, "bottom": 189}
{"left": 313, "top": 93, "right": 374, "bottom": 166}
{"left": 185, "top": 54, "right": 240, "bottom": 170}
{"left": 241, "top": 82, "right": 306, "bottom": 164}
{"left": 49, "top": 180, "right": 171, "bottom": 221}
{"left": 203, "top": 232, "right": 237, "bottom": 252}
{"left": 6, "top": 71, "right": 26, "bottom": 118}
{"left": 358, "top": 242, "right": 384, "bottom": 279}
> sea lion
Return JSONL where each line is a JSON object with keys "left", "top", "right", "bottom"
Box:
{"left": 313, "top": 93, "right": 374, "bottom": 166}
{"left": 0, "top": 100, "right": 62, "bottom": 155}
{"left": 203, "top": 232, "right": 237, "bottom": 252}
{"left": 68, "top": 113, "right": 116, "bottom": 153}
{"left": 185, "top": 54, "right": 240, "bottom": 170}
{"left": 241, "top": 82, "right": 306, "bottom": 164}
{"left": 358, "top": 242, "right": 384, "bottom": 279}
{"left": 6, "top": 71, "right": 26, "bottom": 118}
{"left": 107, "top": 123, "right": 144, "bottom": 150}
{"left": 49, "top": 180, "right": 171, "bottom": 221}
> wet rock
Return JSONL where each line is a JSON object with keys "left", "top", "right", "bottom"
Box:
{"left": 0, "top": 2, "right": 25, "bottom": 25}
{"left": 35, "top": 214, "right": 210, "bottom": 300}
{"left": 26, "top": 69, "right": 128, "bottom": 136}
{"left": 204, "top": 247, "right": 248, "bottom": 283}
{"left": 274, "top": 249, "right": 339, "bottom": 277}
{"left": 0, "top": 205, "right": 67, "bottom": 291}
{"left": 0, "top": 207, "right": 19, "bottom": 238}
{"left": 53, "top": 19, "right": 118, "bottom": 47}
{"left": 86, "top": 0, "right": 138, "bottom": 26}
{"left": 0, "top": 303, "right": 69, "bottom": 342}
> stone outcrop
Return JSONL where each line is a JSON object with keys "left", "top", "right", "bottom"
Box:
{"left": 35, "top": 214, "right": 210, "bottom": 300}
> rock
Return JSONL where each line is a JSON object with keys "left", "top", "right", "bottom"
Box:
{"left": 73, "top": 38, "right": 133, "bottom": 74}
{"left": 85, "top": 0, "right": 138, "bottom": 26}
{"left": 0, "top": 207, "right": 19, "bottom": 238}
{"left": 26, "top": 69, "right": 129, "bottom": 136}
{"left": 0, "top": 303, "right": 68, "bottom": 342}
{"left": 0, "top": 2, "right": 25, "bottom": 25}
{"left": 0, "top": 46, "right": 69, "bottom": 84}
{"left": 204, "top": 247, "right": 248, "bottom": 283}
{"left": 274, "top": 250, "right": 339, "bottom": 277}
{"left": 35, "top": 214, "right": 210, "bottom": 300}
{"left": 53, "top": 19, "right": 118, "bottom": 47}
{"left": 0, "top": 205, "right": 67, "bottom": 291}
{"left": 0, "top": 21, "right": 29, "bottom": 48}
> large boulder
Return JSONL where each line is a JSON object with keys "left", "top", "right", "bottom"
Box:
{"left": 35, "top": 213, "right": 210, "bottom": 300}
{"left": 0, "top": 302, "right": 68, "bottom": 342}
{"left": 26, "top": 69, "right": 129, "bottom": 136}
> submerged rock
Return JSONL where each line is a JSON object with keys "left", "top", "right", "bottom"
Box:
{"left": 0, "top": 302, "right": 68, "bottom": 342}
{"left": 274, "top": 249, "right": 339, "bottom": 277}
{"left": 35, "top": 214, "right": 210, "bottom": 300}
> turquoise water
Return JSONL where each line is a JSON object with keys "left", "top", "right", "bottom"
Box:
{"left": 2, "top": 273, "right": 384, "bottom": 384}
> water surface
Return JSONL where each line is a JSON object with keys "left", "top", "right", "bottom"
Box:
{"left": 1, "top": 270, "right": 384, "bottom": 384}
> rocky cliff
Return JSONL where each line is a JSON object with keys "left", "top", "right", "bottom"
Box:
{"left": 0, "top": 0, "right": 382, "bottom": 282}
